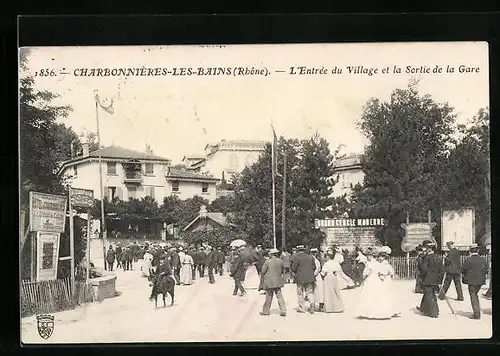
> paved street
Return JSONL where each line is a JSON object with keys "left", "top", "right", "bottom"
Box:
{"left": 22, "top": 262, "right": 492, "bottom": 343}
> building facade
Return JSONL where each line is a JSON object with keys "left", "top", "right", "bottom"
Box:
{"left": 330, "top": 153, "right": 365, "bottom": 199}
{"left": 58, "top": 144, "right": 219, "bottom": 203}
{"left": 183, "top": 140, "right": 267, "bottom": 180}
{"left": 165, "top": 168, "right": 219, "bottom": 203}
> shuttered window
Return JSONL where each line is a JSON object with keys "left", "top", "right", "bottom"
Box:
{"left": 145, "top": 163, "right": 154, "bottom": 175}
{"left": 202, "top": 183, "right": 209, "bottom": 193}
{"left": 172, "top": 181, "right": 179, "bottom": 192}
{"left": 107, "top": 162, "right": 117, "bottom": 175}
{"left": 146, "top": 187, "right": 155, "bottom": 199}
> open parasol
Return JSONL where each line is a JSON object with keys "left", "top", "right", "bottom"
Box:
{"left": 230, "top": 239, "right": 247, "bottom": 248}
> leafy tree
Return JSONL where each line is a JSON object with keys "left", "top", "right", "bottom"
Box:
{"left": 441, "top": 108, "right": 490, "bottom": 243}
{"left": 352, "top": 83, "right": 456, "bottom": 253}
{"left": 181, "top": 226, "right": 248, "bottom": 251}
{"left": 158, "top": 195, "right": 183, "bottom": 225}
{"left": 209, "top": 195, "right": 236, "bottom": 214}
{"left": 230, "top": 135, "right": 341, "bottom": 250}
{"left": 20, "top": 48, "right": 90, "bottom": 277}
{"left": 20, "top": 61, "right": 73, "bottom": 208}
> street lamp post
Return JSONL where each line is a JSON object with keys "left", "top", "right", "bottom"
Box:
{"left": 95, "top": 99, "right": 108, "bottom": 270}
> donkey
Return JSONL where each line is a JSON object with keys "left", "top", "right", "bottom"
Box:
{"left": 148, "top": 269, "right": 175, "bottom": 308}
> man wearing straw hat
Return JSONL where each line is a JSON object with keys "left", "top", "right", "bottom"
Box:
{"left": 259, "top": 248, "right": 287, "bottom": 317}
{"left": 462, "top": 244, "right": 489, "bottom": 319}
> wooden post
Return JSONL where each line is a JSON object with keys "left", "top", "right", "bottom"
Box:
{"left": 406, "top": 252, "right": 410, "bottom": 279}
{"left": 406, "top": 212, "right": 410, "bottom": 224}
{"left": 69, "top": 189, "right": 75, "bottom": 298}
{"left": 428, "top": 210, "right": 432, "bottom": 223}
{"left": 281, "top": 150, "right": 287, "bottom": 252}
{"left": 30, "top": 232, "right": 36, "bottom": 281}
{"left": 86, "top": 208, "right": 91, "bottom": 283}
{"left": 96, "top": 99, "right": 108, "bottom": 270}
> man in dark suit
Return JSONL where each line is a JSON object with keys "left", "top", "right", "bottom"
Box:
{"left": 439, "top": 241, "right": 464, "bottom": 301}
{"left": 255, "top": 245, "right": 266, "bottom": 275}
{"left": 216, "top": 247, "right": 225, "bottom": 276}
{"left": 462, "top": 244, "right": 489, "bottom": 319}
{"left": 291, "top": 245, "right": 319, "bottom": 314}
{"left": 230, "top": 246, "right": 246, "bottom": 296}
{"left": 418, "top": 240, "right": 445, "bottom": 318}
{"left": 170, "top": 248, "right": 181, "bottom": 285}
{"left": 115, "top": 243, "right": 122, "bottom": 269}
{"left": 106, "top": 245, "right": 116, "bottom": 271}
{"left": 260, "top": 248, "right": 286, "bottom": 317}
{"left": 205, "top": 246, "right": 217, "bottom": 284}
{"left": 197, "top": 248, "right": 206, "bottom": 278}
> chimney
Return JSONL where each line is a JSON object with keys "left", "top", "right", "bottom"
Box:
{"left": 82, "top": 142, "right": 89, "bottom": 157}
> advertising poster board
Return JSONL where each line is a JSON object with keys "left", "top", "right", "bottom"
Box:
{"left": 401, "top": 222, "right": 436, "bottom": 253}
{"left": 441, "top": 208, "right": 475, "bottom": 251}
{"left": 36, "top": 231, "right": 61, "bottom": 281}
{"left": 29, "top": 192, "right": 67, "bottom": 233}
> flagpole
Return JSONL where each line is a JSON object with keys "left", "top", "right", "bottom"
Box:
{"left": 271, "top": 128, "right": 277, "bottom": 249}
{"left": 281, "top": 149, "right": 287, "bottom": 252}
{"left": 95, "top": 97, "right": 108, "bottom": 270}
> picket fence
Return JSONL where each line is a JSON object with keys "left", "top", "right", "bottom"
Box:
{"left": 387, "top": 255, "right": 491, "bottom": 280}
{"left": 21, "top": 277, "right": 95, "bottom": 318}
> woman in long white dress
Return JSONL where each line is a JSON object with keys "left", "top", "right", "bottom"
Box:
{"left": 356, "top": 247, "right": 385, "bottom": 319}
{"left": 180, "top": 251, "right": 194, "bottom": 285}
{"left": 332, "top": 246, "right": 356, "bottom": 290}
{"left": 141, "top": 250, "right": 153, "bottom": 277}
{"left": 321, "top": 251, "right": 345, "bottom": 313}
{"left": 311, "top": 248, "right": 324, "bottom": 311}
{"left": 356, "top": 246, "right": 398, "bottom": 320}
{"left": 376, "top": 247, "right": 401, "bottom": 318}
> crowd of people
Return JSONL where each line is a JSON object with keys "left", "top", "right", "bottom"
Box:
{"left": 414, "top": 240, "right": 490, "bottom": 320}
{"left": 105, "top": 241, "right": 227, "bottom": 285}
{"left": 103, "top": 238, "right": 491, "bottom": 321}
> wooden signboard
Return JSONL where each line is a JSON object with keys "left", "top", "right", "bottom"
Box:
{"left": 70, "top": 188, "right": 94, "bottom": 208}
{"left": 29, "top": 192, "right": 67, "bottom": 233}
{"left": 401, "top": 222, "right": 436, "bottom": 253}
{"left": 315, "top": 218, "right": 385, "bottom": 250}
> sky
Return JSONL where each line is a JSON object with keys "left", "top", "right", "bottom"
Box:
{"left": 21, "top": 42, "right": 489, "bottom": 163}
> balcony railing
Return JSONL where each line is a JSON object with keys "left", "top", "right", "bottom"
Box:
{"left": 123, "top": 172, "right": 143, "bottom": 184}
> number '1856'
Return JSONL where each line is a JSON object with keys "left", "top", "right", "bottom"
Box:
{"left": 35, "top": 69, "right": 57, "bottom": 77}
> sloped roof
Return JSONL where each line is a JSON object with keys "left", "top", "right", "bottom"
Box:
{"left": 57, "top": 145, "right": 171, "bottom": 175}
{"left": 166, "top": 168, "right": 219, "bottom": 181}
{"left": 89, "top": 146, "right": 169, "bottom": 161}
{"left": 183, "top": 212, "right": 233, "bottom": 231}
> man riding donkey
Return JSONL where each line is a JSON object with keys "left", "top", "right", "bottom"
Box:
{"left": 149, "top": 255, "right": 176, "bottom": 308}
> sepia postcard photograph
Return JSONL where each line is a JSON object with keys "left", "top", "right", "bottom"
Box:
{"left": 19, "top": 42, "right": 492, "bottom": 344}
